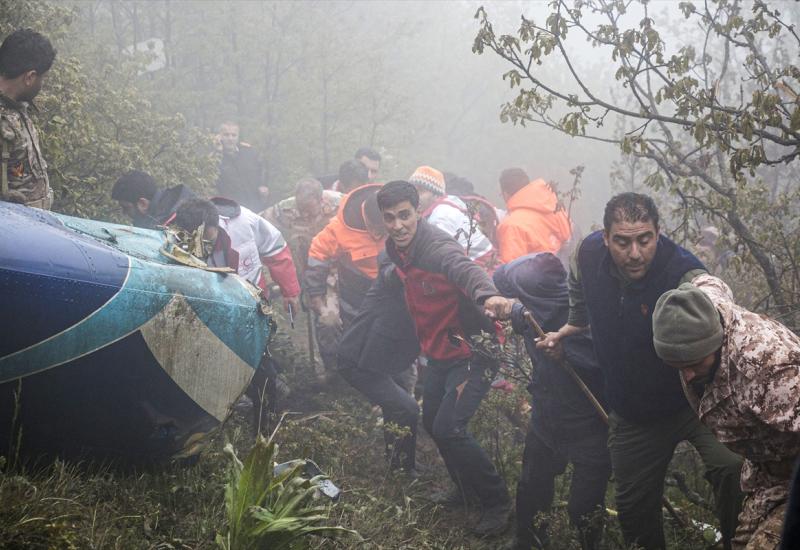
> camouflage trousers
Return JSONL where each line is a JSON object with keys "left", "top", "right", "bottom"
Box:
{"left": 2, "top": 187, "right": 52, "bottom": 209}
{"left": 24, "top": 188, "right": 52, "bottom": 210}
{"left": 732, "top": 497, "right": 786, "bottom": 550}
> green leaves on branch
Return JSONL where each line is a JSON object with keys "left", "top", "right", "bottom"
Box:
{"left": 1, "top": 0, "right": 215, "bottom": 221}
{"left": 476, "top": 0, "right": 800, "bottom": 315}
{"left": 560, "top": 112, "right": 588, "bottom": 137}
{"left": 475, "top": 0, "right": 799, "bottom": 175}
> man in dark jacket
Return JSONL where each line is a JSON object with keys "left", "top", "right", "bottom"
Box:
{"left": 111, "top": 170, "right": 195, "bottom": 229}
{"left": 494, "top": 253, "right": 610, "bottom": 550}
{"left": 216, "top": 122, "right": 268, "bottom": 212}
{"left": 377, "top": 180, "right": 514, "bottom": 537}
{"left": 338, "top": 253, "right": 421, "bottom": 474}
{"left": 537, "top": 193, "right": 743, "bottom": 549}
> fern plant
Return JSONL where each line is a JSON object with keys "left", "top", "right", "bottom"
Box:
{"left": 216, "top": 435, "right": 358, "bottom": 550}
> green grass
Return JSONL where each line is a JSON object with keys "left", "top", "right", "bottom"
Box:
{"left": 0, "top": 322, "right": 721, "bottom": 549}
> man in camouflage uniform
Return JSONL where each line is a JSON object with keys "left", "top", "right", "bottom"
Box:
{"left": 653, "top": 274, "right": 800, "bottom": 550}
{"left": 263, "top": 177, "right": 342, "bottom": 376}
{"left": 0, "top": 29, "right": 56, "bottom": 209}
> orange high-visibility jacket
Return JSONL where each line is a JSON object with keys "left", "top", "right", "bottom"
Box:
{"left": 497, "top": 179, "right": 572, "bottom": 264}
{"left": 304, "top": 184, "right": 385, "bottom": 321}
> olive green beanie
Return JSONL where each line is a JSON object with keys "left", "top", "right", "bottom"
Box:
{"left": 652, "top": 282, "right": 723, "bottom": 363}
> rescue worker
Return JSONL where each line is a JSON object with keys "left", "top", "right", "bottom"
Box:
{"left": 443, "top": 173, "right": 475, "bottom": 197}
{"left": 262, "top": 177, "right": 342, "bottom": 372}
{"left": 319, "top": 147, "right": 381, "bottom": 190}
{"left": 537, "top": 193, "right": 744, "bottom": 550}
{"left": 408, "top": 165, "right": 495, "bottom": 268}
{"left": 173, "top": 197, "right": 299, "bottom": 310}
{"left": 495, "top": 253, "right": 610, "bottom": 550}
{"left": 0, "top": 29, "right": 56, "bottom": 209}
{"left": 653, "top": 275, "right": 800, "bottom": 550}
{"left": 173, "top": 198, "right": 300, "bottom": 429}
{"left": 262, "top": 177, "right": 341, "bottom": 250}
{"left": 336, "top": 159, "right": 369, "bottom": 194}
{"left": 496, "top": 168, "right": 572, "bottom": 264}
{"left": 377, "top": 180, "right": 514, "bottom": 537}
{"left": 216, "top": 121, "right": 269, "bottom": 212}
{"left": 304, "top": 184, "right": 385, "bottom": 332}
{"left": 111, "top": 170, "right": 196, "bottom": 229}
{"left": 337, "top": 252, "right": 420, "bottom": 474}
{"left": 354, "top": 146, "right": 381, "bottom": 183}
{"left": 447, "top": 172, "right": 507, "bottom": 248}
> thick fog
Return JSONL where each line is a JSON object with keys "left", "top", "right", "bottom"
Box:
{"left": 65, "top": 0, "right": 799, "bottom": 231}
{"left": 61, "top": 0, "right": 626, "bottom": 229}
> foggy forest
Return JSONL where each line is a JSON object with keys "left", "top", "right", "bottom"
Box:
{"left": 1, "top": 0, "right": 799, "bottom": 549}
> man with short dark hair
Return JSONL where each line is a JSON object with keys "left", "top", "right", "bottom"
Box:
{"left": 174, "top": 196, "right": 299, "bottom": 309}
{"left": 537, "top": 192, "right": 744, "bottom": 549}
{"left": 445, "top": 174, "right": 475, "bottom": 197}
{"left": 496, "top": 167, "right": 572, "bottom": 264}
{"left": 111, "top": 170, "right": 195, "bottom": 229}
{"left": 317, "top": 147, "right": 381, "bottom": 191}
{"left": 336, "top": 159, "right": 369, "bottom": 194}
{"left": 354, "top": 146, "right": 381, "bottom": 182}
{"left": 216, "top": 121, "right": 269, "bottom": 211}
{"left": 377, "top": 180, "right": 514, "bottom": 536}
{"left": 0, "top": 29, "right": 56, "bottom": 208}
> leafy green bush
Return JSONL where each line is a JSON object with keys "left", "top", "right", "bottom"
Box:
{"left": 0, "top": 0, "right": 216, "bottom": 221}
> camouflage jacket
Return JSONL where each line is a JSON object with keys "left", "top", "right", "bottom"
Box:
{"left": 684, "top": 274, "right": 800, "bottom": 518}
{"left": 261, "top": 190, "right": 341, "bottom": 271}
{"left": 0, "top": 92, "right": 49, "bottom": 205}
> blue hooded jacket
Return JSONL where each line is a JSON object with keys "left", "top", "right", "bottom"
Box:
{"left": 494, "top": 253, "right": 606, "bottom": 435}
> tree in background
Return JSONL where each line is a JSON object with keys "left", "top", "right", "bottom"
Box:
{"left": 474, "top": 0, "right": 800, "bottom": 324}
{"left": 67, "top": 0, "right": 605, "bottom": 208}
{"left": 68, "top": 1, "right": 414, "bottom": 197}
{"left": 0, "top": 0, "right": 215, "bottom": 219}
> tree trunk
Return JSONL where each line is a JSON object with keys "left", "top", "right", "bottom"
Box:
{"left": 228, "top": 3, "right": 244, "bottom": 121}
{"left": 110, "top": 0, "right": 125, "bottom": 54}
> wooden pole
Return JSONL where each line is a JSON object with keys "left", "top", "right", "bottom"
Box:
{"left": 521, "top": 310, "right": 688, "bottom": 529}
{"left": 523, "top": 310, "right": 608, "bottom": 423}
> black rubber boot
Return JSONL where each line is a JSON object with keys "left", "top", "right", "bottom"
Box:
{"left": 472, "top": 499, "right": 512, "bottom": 537}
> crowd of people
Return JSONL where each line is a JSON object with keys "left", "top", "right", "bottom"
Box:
{"left": 2, "top": 28, "right": 800, "bottom": 550}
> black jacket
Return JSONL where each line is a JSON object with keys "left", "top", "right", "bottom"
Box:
{"left": 134, "top": 184, "right": 196, "bottom": 229}
{"left": 337, "top": 254, "right": 419, "bottom": 374}
{"left": 494, "top": 253, "right": 606, "bottom": 436}
{"left": 577, "top": 231, "right": 704, "bottom": 422}
{"left": 217, "top": 145, "right": 265, "bottom": 212}
{"left": 384, "top": 219, "right": 497, "bottom": 362}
